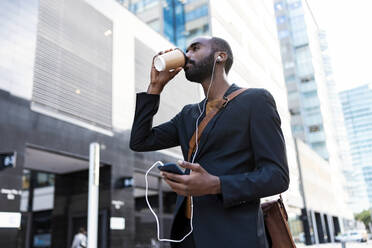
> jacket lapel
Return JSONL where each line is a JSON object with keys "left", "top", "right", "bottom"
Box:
{"left": 191, "top": 84, "right": 241, "bottom": 162}
{"left": 192, "top": 108, "right": 225, "bottom": 161}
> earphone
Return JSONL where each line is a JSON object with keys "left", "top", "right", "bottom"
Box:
{"left": 145, "top": 54, "right": 219, "bottom": 244}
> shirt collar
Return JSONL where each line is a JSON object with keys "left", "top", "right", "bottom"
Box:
{"left": 223, "top": 83, "right": 240, "bottom": 97}
{"left": 199, "top": 83, "right": 240, "bottom": 106}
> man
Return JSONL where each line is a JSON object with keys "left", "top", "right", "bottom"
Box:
{"left": 130, "top": 36, "right": 289, "bottom": 248}
{"left": 71, "top": 227, "right": 87, "bottom": 248}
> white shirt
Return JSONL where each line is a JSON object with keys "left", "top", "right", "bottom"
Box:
{"left": 71, "top": 233, "right": 87, "bottom": 248}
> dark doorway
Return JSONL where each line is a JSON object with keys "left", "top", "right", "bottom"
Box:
{"left": 323, "top": 214, "right": 331, "bottom": 242}
{"left": 333, "top": 216, "right": 341, "bottom": 236}
{"left": 22, "top": 147, "right": 111, "bottom": 248}
{"left": 315, "top": 212, "right": 325, "bottom": 243}
{"left": 32, "top": 211, "right": 52, "bottom": 248}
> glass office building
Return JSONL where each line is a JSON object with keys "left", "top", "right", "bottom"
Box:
{"left": 117, "top": 0, "right": 210, "bottom": 49}
{"left": 274, "top": 0, "right": 330, "bottom": 160}
{"left": 340, "top": 84, "right": 372, "bottom": 209}
{"left": 318, "top": 30, "right": 351, "bottom": 167}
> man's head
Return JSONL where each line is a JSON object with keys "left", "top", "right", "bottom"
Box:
{"left": 79, "top": 227, "right": 86, "bottom": 234}
{"left": 184, "top": 36, "right": 233, "bottom": 83}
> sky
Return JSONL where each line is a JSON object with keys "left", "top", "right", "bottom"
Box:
{"left": 306, "top": 0, "right": 372, "bottom": 92}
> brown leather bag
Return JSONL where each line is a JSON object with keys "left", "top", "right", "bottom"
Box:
{"left": 261, "top": 195, "right": 296, "bottom": 248}
{"left": 187, "top": 88, "right": 296, "bottom": 247}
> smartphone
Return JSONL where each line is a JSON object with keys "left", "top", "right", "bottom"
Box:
{"left": 157, "top": 162, "right": 185, "bottom": 175}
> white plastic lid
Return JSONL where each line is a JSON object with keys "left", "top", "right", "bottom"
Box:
{"left": 154, "top": 56, "right": 166, "bottom": 71}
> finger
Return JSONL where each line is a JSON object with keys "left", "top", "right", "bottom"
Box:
{"left": 163, "top": 172, "right": 187, "bottom": 183}
{"left": 177, "top": 160, "right": 201, "bottom": 171}
{"left": 164, "top": 178, "right": 187, "bottom": 195}
{"left": 157, "top": 49, "right": 172, "bottom": 58}
{"left": 153, "top": 51, "right": 162, "bottom": 60}
{"left": 152, "top": 54, "right": 158, "bottom": 67}
{"left": 153, "top": 48, "right": 176, "bottom": 62}
{"left": 165, "top": 48, "right": 174, "bottom": 53}
{"left": 152, "top": 50, "right": 165, "bottom": 62}
{"left": 169, "top": 67, "right": 183, "bottom": 78}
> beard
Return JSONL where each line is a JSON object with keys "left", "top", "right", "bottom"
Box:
{"left": 185, "top": 53, "right": 215, "bottom": 83}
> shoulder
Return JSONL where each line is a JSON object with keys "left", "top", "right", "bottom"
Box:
{"left": 244, "top": 88, "right": 281, "bottom": 123}
{"left": 240, "top": 88, "right": 272, "bottom": 98}
{"left": 179, "top": 101, "right": 204, "bottom": 119}
{"left": 239, "top": 88, "right": 276, "bottom": 106}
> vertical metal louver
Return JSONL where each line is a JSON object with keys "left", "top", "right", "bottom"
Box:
{"left": 32, "top": 0, "right": 113, "bottom": 130}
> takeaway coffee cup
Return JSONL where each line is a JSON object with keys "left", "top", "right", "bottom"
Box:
{"left": 154, "top": 49, "right": 186, "bottom": 71}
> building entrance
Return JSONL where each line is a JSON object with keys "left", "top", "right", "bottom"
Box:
{"left": 19, "top": 146, "right": 110, "bottom": 248}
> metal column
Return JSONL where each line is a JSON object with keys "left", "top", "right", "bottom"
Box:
{"left": 311, "top": 210, "right": 319, "bottom": 245}
{"left": 88, "top": 143, "right": 100, "bottom": 248}
{"left": 327, "top": 214, "right": 335, "bottom": 242}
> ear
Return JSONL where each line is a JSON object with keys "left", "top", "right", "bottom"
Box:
{"left": 215, "top": 52, "right": 227, "bottom": 63}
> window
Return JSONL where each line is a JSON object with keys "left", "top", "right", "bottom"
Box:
{"left": 289, "top": 1, "right": 301, "bottom": 9}
{"left": 303, "top": 90, "right": 317, "bottom": 99}
{"left": 22, "top": 169, "right": 31, "bottom": 190}
{"left": 278, "top": 30, "right": 289, "bottom": 39}
{"left": 189, "top": 28, "right": 201, "bottom": 36}
{"left": 296, "top": 49, "right": 314, "bottom": 77}
{"left": 274, "top": 2, "right": 283, "bottom": 11}
{"left": 289, "top": 108, "right": 300, "bottom": 115}
{"left": 288, "top": 212, "right": 305, "bottom": 244}
{"left": 311, "top": 141, "right": 326, "bottom": 149}
{"left": 202, "top": 23, "right": 209, "bottom": 33}
{"left": 185, "top": 4, "right": 208, "bottom": 22}
{"left": 276, "top": 15, "right": 286, "bottom": 24}
{"left": 285, "top": 75, "right": 296, "bottom": 82}
{"left": 36, "top": 172, "right": 55, "bottom": 188}
{"left": 21, "top": 170, "right": 55, "bottom": 189}
{"left": 300, "top": 75, "right": 314, "bottom": 83}
{"left": 292, "top": 29, "right": 308, "bottom": 47}
{"left": 284, "top": 62, "right": 295, "bottom": 69}
{"left": 147, "top": 18, "right": 160, "bottom": 33}
{"left": 290, "top": 15, "right": 306, "bottom": 30}
{"left": 292, "top": 125, "right": 304, "bottom": 132}
{"left": 309, "top": 125, "right": 320, "bottom": 132}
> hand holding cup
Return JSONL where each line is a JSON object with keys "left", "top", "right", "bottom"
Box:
{"left": 147, "top": 48, "right": 186, "bottom": 95}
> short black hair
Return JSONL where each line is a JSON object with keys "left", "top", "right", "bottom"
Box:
{"left": 210, "top": 37, "right": 234, "bottom": 74}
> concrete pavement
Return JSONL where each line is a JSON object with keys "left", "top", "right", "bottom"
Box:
{"left": 296, "top": 241, "right": 372, "bottom": 248}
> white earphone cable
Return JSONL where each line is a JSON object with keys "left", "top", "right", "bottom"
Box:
{"left": 145, "top": 56, "right": 219, "bottom": 243}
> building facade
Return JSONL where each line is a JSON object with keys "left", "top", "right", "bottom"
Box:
{"left": 295, "top": 138, "right": 354, "bottom": 244}
{"left": 340, "top": 84, "right": 372, "bottom": 210}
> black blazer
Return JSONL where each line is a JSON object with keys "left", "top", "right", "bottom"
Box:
{"left": 130, "top": 84, "right": 289, "bottom": 248}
